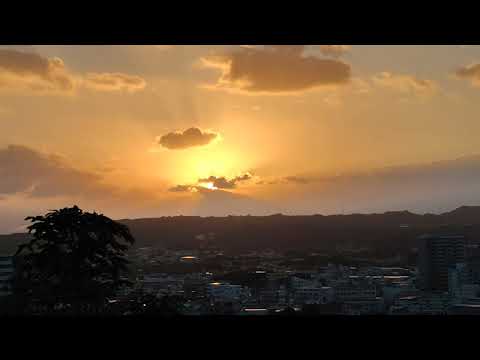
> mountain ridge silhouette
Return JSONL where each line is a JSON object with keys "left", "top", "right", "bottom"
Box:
{"left": 2, "top": 206, "right": 480, "bottom": 255}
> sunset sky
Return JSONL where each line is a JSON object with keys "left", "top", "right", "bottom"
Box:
{"left": 2, "top": 45, "right": 480, "bottom": 232}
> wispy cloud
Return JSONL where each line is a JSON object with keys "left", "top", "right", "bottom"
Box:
{"left": 0, "top": 49, "right": 146, "bottom": 95}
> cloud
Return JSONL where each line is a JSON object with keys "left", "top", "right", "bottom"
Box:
{"left": 169, "top": 184, "right": 195, "bottom": 193}
{"left": 198, "top": 176, "right": 234, "bottom": 189}
{"left": 256, "top": 180, "right": 279, "bottom": 185}
{"left": 318, "top": 45, "right": 351, "bottom": 58}
{"left": 154, "top": 45, "right": 174, "bottom": 51}
{"left": 0, "top": 145, "right": 114, "bottom": 198}
{"left": 455, "top": 63, "right": 480, "bottom": 86}
{"left": 256, "top": 175, "right": 312, "bottom": 186}
{"left": 83, "top": 72, "right": 146, "bottom": 92}
{"left": 284, "top": 176, "right": 310, "bottom": 184}
{"left": 235, "top": 173, "right": 252, "bottom": 182}
{"left": 268, "top": 155, "right": 480, "bottom": 214}
{"left": 239, "top": 45, "right": 262, "bottom": 49}
{"left": 159, "top": 127, "right": 218, "bottom": 150}
{"left": 0, "top": 49, "right": 146, "bottom": 95}
{"left": 170, "top": 173, "right": 253, "bottom": 193}
{"left": 198, "top": 173, "right": 252, "bottom": 189}
{"left": 201, "top": 45, "right": 351, "bottom": 94}
{"left": 0, "top": 49, "right": 75, "bottom": 93}
{"left": 0, "top": 144, "right": 167, "bottom": 216}
{"left": 372, "top": 72, "right": 439, "bottom": 97}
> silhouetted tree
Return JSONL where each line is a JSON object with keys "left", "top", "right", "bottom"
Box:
{"left": 15, "top": 206, "right": 135, "bottom": 315}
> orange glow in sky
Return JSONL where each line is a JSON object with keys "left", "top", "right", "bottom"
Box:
{"left": 2, "top": 45, "right": 480, "bottom": 232}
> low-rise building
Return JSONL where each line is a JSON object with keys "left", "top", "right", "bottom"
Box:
{"left": 447, "top": 303, "right": 480, "bottom": 315}
{"left": 258, "top": 285, "right": 287, "bottom": 306}
{"left": 342, "top": 297, "right": 385, "bottom": 315}
{"left": 206, "top": 282, "right": 248, "bottom": 303}
{"left": 142, "top": 273, "right": 184, "bottom": 297}
{"left": 390, "top": 296, "right": 422, "bottom": 314}
{"left": 449, "top": 263, "right": 480, "bottom": 301}
{"left": 0, "top": 255, "right": 14, "bottom": 297}
{"left": 421, "top": 293, "right": 452, "bottom": 314}
{"left": 382, "top": 283, "right": 417, "bottom": 307}
{"left": 333, "top": 279, "right": 377, "bottom": 301}
{"left": 293, "top": 286, "right": 335, "bottom": 305}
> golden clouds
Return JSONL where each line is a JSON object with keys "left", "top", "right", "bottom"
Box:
{"left": 318, "top": 45, "right": 351, "bottom": 58}
{"left": 0, "top": 49, "right": 74, "bottom": 93}
{"left": 0, "top": 49, "right": 146, "bottom": 95}
{"left": 0, "top": 144, "right": 163, "bottom": 205}
{"left": 154, "top": 45, "right": 174, "bottom": 51}
{"left": 283, "top": 176, "right": 310, "bottom": 184}
{"left": 372, "top": 72, "right": 439, "bottom": 97}
{"left": 4, "top": 45, "right": 480, "bottom": 227}
{"left": 169, "top": 173, "right": 253, "bottom": 192}
{"left": 158, "top": 127, "right": 218, "bottom": 150}
{"left": 169, "top": 184, "right": 195, "bottom": 193}
{"left": 201, "top": 45, "right": 351, "bottom": 94}
{"left": 0, "top": 145, "right": 107, "bottom": 198}
{"left": 198, "top": 173, "right": 252, "bottom": 189}
{"left": 83, "top": 72, "right": 146, "bottom": 92}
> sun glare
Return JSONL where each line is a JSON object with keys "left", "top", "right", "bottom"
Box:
{"left": 198, "top": 182, "right": 218, "bottom": 191}
{"left": 173, "top": 146, "right": 247, "bottom": 185}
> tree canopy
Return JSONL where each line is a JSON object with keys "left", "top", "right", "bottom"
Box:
{"left": 15, "top": 206, "right": 135, "bottom": 313}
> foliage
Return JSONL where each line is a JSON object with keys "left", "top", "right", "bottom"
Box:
{"left": 15, "top": 206, "right": 135, "bottom": 312}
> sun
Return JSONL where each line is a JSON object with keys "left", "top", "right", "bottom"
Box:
{"left": 198, "top": 181, "right": 218, "bottom": 191}
{"left": 173, "top": 147, "right": 243, "bottom": 184}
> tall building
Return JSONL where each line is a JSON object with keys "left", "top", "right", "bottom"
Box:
{"left": 417, "top": 234, "right": 466, "bottom": 292}
{"left": 0, "top": 255, "right": 14, "bottom": 297}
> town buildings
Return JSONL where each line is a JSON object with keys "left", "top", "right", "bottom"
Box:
{"left": 417, "top": 234, "right": 466, "bottom": 292}
{"left": 0, "top": 255, "right": 13, "bottom": 297}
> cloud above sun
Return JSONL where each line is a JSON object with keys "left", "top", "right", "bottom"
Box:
{"left": 158, "top": 127, "right": 219, "bottom": 150}
{"left": 0, "top": 49, "right": 146, "bottom": 95}
{"left": 201, "top": 45, "right": 351, "bottom": 94}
